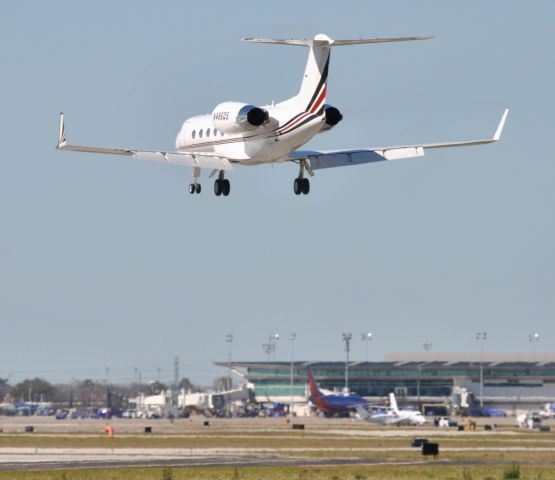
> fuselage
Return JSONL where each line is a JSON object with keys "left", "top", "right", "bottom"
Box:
{"left": 175, "top": 103, "right": 327, "bottom": 165}
{"left": 310, "top": 392, "right": 367, "bottom": 414}
{"left": 368, "top": 409, "right": 426, "bottom": 426}
{"left": 307, "top": 367, "right": 366, "bottom": 415}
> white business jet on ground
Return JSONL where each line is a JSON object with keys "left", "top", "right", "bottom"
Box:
{"left": 356, "top": 393, "right": 426, "bottom": 426}
{"left": 57, "top": 34, "right": 508, "bottom": 197}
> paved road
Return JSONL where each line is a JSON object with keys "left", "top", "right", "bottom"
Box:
{"left": 2, "top": 455, "right": 555, "bottom": 472}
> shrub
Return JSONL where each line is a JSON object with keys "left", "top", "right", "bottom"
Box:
{"left": 462, "top": 469, "right": 473, "bottom": 480}
{"left": 502, "top": 465, "right": 520, "bottom": 479}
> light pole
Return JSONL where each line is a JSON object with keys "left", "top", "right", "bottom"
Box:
{"left": 417, "top": 343, "right": 432, "bottom": 402}
{"left": 262, "top": 333, "right": 279, "bottom": 362}
{"left": 361, "top": 332, "right": 373, "bottom": 362}
{"left": 529, "top": 333, "right": 540, "bottom": 361}
{"left": 342, "top": 332, "right": 352, "bottom": 392}
{"left": 105, "top": 367, "right": 110, "bottom": 408}
{"left": 226, "top": 333, "right": 233, "bottom": 390}
{"left": 262, "top": 343, "right": 273, "bottom": 360}
{"left": 270, "top": 333, "right": 279, "bottom": 361}
{"left": 476, "top": 331, "right": 487, "bottom": 408}
{"left": 289, "top": 333, "right": 296, "bottom": 413}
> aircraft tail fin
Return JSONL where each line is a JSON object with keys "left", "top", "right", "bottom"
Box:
{"left": 389, "top": 393, "right": 400, "bottom": 414}
{"left": 244, "top": 34, "right": 431, "bottom": 114}
{"left": 307, "top": 366, "right": 322, "bottom": 399}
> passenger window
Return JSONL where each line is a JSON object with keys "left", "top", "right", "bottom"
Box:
{"left": 207, "top": 128, "right": 211, "bottom": 137}
{"left": 213, "top": 128, "right": 217, "bottom": 136}
{"left": 199, "top": 129, "right": 203, "bottom": 138}
{"left": 192, "top": 130, "right": 196, "bottom": 139}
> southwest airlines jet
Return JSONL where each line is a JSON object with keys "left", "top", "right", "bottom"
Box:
{"left": 307, "top": 367, "right": 366, "bottom": 417}
{"left": 57, "top": 34, "right": 508, "bottom": 196}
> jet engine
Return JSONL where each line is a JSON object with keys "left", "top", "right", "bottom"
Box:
{"left": 320, "top": 105, "right": 343, "bottom": 132}
{"left": 212, "top": 101, "right": 269, "bottom": 134}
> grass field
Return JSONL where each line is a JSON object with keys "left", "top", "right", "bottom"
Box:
{"left": 1, "top": 464, "right": 555, "bottom": 480}
{"left": 1, "top": 417, "right": 554, "bottom": 479}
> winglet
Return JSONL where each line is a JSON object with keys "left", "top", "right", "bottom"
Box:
{"left": 493, "top": 108, "right": 509, "bottom": 141}
{"left": 57, "top": 112, "right": 66, "bottom": 148}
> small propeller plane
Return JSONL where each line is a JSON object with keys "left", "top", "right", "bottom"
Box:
{"left": 57, "top": 33, "right": 508, "bottom": 197}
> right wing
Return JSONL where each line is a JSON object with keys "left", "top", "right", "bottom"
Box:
{"left": 289, "top": 109, "right": 508, "bottom": 171}
{"left": 56, "top": 113, "right": 234, "bottom": 171}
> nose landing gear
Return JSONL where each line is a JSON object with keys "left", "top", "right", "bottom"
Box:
{"left": 188, "top": 166, "right": 202, "bottom": 194}
{"left": 188, "top": 183, "right": 201, "bottom": 194}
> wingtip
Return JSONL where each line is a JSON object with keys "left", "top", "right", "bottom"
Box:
{"left": 57, "top": 112, "right": 66, "bottom": 148}
{"left": 493, "top": 108, "right": 509, "bottom": 141}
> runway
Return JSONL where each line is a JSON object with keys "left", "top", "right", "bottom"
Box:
{"left": 2, "top": 446, "right": 555, "bottom": 471}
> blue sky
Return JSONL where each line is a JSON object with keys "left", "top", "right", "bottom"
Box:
{"left": 1, "top": 1, "right": 554, "bottom": 385}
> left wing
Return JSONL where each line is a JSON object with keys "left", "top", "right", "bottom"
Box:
{"left": 289, "top": 109, "right": 508, "bottom": 171}
{"left": 56, "top": 113, "right": 234, "bottom": 171}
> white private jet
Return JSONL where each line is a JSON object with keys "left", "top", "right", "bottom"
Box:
{"left": 356, "top": 393, "right": 426, "bottom": 426}
{"left": 57, "top": 34, "right": 508, "bottom": 196}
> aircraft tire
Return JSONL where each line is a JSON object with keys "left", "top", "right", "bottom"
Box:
{"left": 195, "top": 183, "right": 201, "bottom": 194}
{"left": 214, "top": 179, "right": 222, "bottom": 196}
{"left": 189, "top": 183, "right": 196, "bottom": 194}
{"left": 222, "top": 179, "right": 230, "bottom": 196}
{"left": 302, "top": 178, "right": 310, "bottom": 195}
{"left": 293, "top": 178, "right": 302, "bottom": 195}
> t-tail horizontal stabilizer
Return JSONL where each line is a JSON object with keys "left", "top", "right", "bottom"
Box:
{"left": 242, "top": 34, "right": 433, "bottom": 47}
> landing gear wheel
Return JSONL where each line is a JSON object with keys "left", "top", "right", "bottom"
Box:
{"left": 301, "top": 178, "right": 310, "bottom": 195}
{"left": 214, "top": 179, "right": 222, "bottom": 196}
{"left": 222, "top": 179, "right": 230, "bottom": 196}
{"left": 188, "top": 183, "right": 196, "bottom": 194}
{"left": 195, "top": 183, "right": 201, "bottom": 194}
{"left": 293, "top": 178, "right": 303, "bottom": 195}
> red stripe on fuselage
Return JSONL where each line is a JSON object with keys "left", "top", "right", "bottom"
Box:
{"left": 276, "top": 112, "right": 310, "bottom": 135}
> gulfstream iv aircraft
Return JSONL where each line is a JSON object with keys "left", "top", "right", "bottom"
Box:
{"left": 356, "top": 393, "right": 426, "bottom": 426}
{"left": 57, "top": 34, "right": 508, "bottom": 196}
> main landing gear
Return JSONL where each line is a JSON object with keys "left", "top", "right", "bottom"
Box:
{"left": 294, "top": 159, "right": 312, "bottom": 195}
{"left": 294, "top": 177, "right": 310, "bottom": 195}
{"left": 214, "top": 170, "right": 230, "bottom": 197}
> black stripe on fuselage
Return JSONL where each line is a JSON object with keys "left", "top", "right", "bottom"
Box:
{"left": 275, "top": 112, "right": 305, "bottom": 132}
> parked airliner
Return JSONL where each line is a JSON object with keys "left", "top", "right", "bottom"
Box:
{"left": 57, "top": 34, "right": 508, "bottom": 196}
{"left": 307, "top": 367, "right": 367, "bottom": 417}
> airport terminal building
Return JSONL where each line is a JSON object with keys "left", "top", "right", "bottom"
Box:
{"left": 216, "top": 354, "right": 555, "bottom": 412}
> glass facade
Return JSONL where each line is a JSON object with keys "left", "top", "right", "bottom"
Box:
{"left": 221, "top": 361, "right": 555, "bottom": 399}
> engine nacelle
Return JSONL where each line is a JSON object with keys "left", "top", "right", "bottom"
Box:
{"left": 212, "top": 101, "right": 269, "bottom": 134}
{"left": 321, "top": 105, "right": 343, "bottom": 132}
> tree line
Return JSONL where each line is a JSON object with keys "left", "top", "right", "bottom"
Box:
{"left": 0, "top": 376, "right": 232, "bottom": 406}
